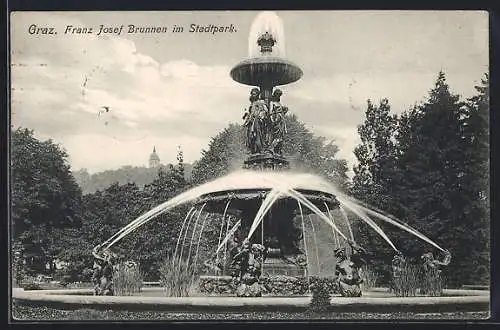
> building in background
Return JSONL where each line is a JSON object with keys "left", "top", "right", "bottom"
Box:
{"left": 149, "top": 146, "right": 161, "bottom": 168}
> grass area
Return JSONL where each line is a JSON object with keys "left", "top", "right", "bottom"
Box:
{"left": 12, "top": 304, "right": 489, "bottom": 321}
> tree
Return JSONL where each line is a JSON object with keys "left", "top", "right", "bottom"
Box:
{"left": 69, "top": 147, "right": 193, "bottom": 281}
{"left": 191, "top": 123, "right": 247, "bottom": 185}
{"left": 284, "top": 114, "right": 349, "bottom": 189}
{"left": 458, "top": 74, "right": 490, "bottom": 284}
{"left": 352, "top": 98, "right": 399, "bottom": 208}
{"left": 175, "top": 146, "right": 186, "bottom": 184}
{"left": 393, "top": 72, "right": 472, "bottom": 286}
{"left": 350, "top": 98, "right": 401, "bottom": 283}
{"left": 11, "top": 128, "right": 83, "bottom": 273}
{"left": 350, "top": 72, "right": 490, "bottom": 287}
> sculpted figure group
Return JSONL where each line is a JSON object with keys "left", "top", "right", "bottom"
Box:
{"left": 92, "top": 253, "right": 115, "bottom": 296}
{"left": 334, "top": 239, "right": 368, "bottom": 297}
{"left": 420, "top": 250, "right": 451, "bottom": 295}
{"left": 391, "top": 249, "right": 451, "bottom": 296}
{"left": 229, "top": 238, "right": 267, "bottom": 297}
{"left": 227, "top": 236, "right": 369, "bottom": 298}
{"left": 243, "top": 88, "right": 289, "bottom": 155}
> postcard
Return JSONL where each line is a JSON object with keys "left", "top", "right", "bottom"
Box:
{"left": 9, "top": 10, "right": 490, "bottom": 321}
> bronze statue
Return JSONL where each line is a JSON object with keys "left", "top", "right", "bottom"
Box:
{"left": 243, "top": 88, "right": 269, "bottom": 154}
{"left": 92, "top": 251, "right": 115, "bottom": 296}
{"left": 391, "top": 251, "right": 406, "bottom": 294}
{"left": 334, "top": 241, "right": 366, "bottom": 297}
{"left": 348, "top": 239, "right": 367, "bottom": 267}
{"left": 269, "top": 89, "right": 289, "bottom": 155}
{"left": 231, "top": 239, "right": 266, "bottom": 297}
{"left": 243, "top": 87, "right": 291, "bottom": 156}
{"left": 420, "top": 250, "right": 451, "bottom": 295}
{"left": 421, "top": 250, "right": 451, "bottom": 272}
{"left": 92, "top": 260, "right": 103, "bottom": 295}
{"left": 230, "top": 239, "right": 251, "bottom": 282}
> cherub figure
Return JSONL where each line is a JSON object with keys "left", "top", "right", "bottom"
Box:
{"left": 420, "top": 250, "right": 451, "bottom": 295}
{"left": 334, "top": 241, "right": 366, "bottom": 297}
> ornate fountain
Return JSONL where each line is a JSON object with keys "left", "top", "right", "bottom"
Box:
{"left": 90, "top": 11, "right": 451, "bottom": 299}
{"left": 193, "top": 12, "right": 339, "bottom": 280}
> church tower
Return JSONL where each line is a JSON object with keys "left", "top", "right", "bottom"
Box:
{"left": 149, "top": 146, "right": 160, "bottom": 168}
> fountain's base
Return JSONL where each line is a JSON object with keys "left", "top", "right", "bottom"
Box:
{"left": 243, "top": 153, "right": 289, "bottom": 170}
{"left": 236, "top": 282, "right": 263, "bottom": 297}
{"left": 262, "top": 249, "right": 306, "bottom": 277}
{"left": 198, "top": 275, "right": 338, "bottom": 296}
{"left": 262, "top": 259, "right": 305, "bottom": 277}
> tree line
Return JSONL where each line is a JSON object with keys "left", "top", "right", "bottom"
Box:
{"left": 350, "top": 72, "right": 489, "bottom": 286}
{"left": 10, "top": 72, "right": 489, "bottom": 287}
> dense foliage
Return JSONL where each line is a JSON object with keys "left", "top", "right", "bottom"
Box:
{"left": 73, "top": 163, "right": 193, "bottom": 194}
{"left": 11, "top": 128, "right": 84, "bottom": 276}
{"left": 351, "top": 72, "right": 490, "bottom": 287}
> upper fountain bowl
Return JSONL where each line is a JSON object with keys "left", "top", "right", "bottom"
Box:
{"left": 230, "top": 57, "right": 303, "bottom": 87}
{"left": 231, "top": 11, "right": 302, "bottom": 87}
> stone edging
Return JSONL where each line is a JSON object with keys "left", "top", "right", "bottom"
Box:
{"left": 12, "top": 288, "right": 489, "bottom": 313}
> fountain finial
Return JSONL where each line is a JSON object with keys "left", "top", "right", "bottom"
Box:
{"left": 257, "top": 31, "right": 276, "bottom": 54}
{"left": 248, "top": 11, "right": 286, "bottom": 58}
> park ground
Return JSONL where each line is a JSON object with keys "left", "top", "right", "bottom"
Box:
{"left": 12, "top": 304, "right": 489, "bottom": 321}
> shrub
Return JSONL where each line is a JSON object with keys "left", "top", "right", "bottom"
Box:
{"left": 59, "top": 275, "right": 72, "bottom": 287}
{"left": 159, "top": 256, "right": 198, "bottom": 297}
{"left": 23, "top": 283, "right": 42, "bottom": 291}
{"left": 81, "top": 268, "right": 94, "bottom": 282}
{"left": 113, "top": 262, "right": 143, "bottom": 296}
{"left": 420, "top": 268, "right": 444, "bottom": 296}
{"left": 360, "top": 265, "right": 379, "bottom": 291}
{"left": 309, "top": 277, "right": 332, "bottom": 312}
{"left": 392, "top": 262, "right": 420, "bottom": 297}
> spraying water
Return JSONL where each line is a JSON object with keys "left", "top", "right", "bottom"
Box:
{"left": 95, "top": 170, "right": 445, "bottom": 266}
{"left": 297, "top": 201, "right": 310, "bottom": 291}
{"left": 339, "top": 205, "right": 355, "bottom": 241}
{"left": 308, "top": 214, "right": 321, "bottom": 274}
{"left": 194, "top": 213, "right": 211, "bottom": 266}
{"left": 325, "top": 202, "right": 340, "bottom": 247}
{"left": 215, "top": 200, "right": 231, "bottom": 270}
{"left": 187, "top": 203, "right": 207, "bottom": 264}
{"left": 248, "top": 11, "right": 286, "bottom": 58}
{"left": 174, "top": 206, "right": 195, "bottom": 260}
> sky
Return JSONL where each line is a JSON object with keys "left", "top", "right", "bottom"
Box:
{"left": 10, "top": 11, "right": 489, "bottom": 175}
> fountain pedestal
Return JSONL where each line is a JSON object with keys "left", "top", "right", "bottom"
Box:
{"left": 262, "top": 248, "right": 306, "bottom": 277}
{"left": 243, "top": 153, "right": 289, "bottom": 170}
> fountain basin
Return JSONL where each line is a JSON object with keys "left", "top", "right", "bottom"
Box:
{"left": 13, "top": 288, "right": 490, "bottom": 313}
{"left": 195, "top": 188, "right": 338, "bottom": 214}
{"left": 230, "top": 56, "right": 303, "bottom": 87}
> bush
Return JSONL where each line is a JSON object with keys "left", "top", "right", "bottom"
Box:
{"left": 360, "top": 265, "right": 379, "bottom": 291}
{"left": 82, "top": 268, "right": 94, "bottom": 282}
{"left": 113, "top": 262, "right": 143, "bottom": 296}
{"left": 392, "top": 262, "right": 420, "bottom": 297}
{"left": 159, "top": 256, "right": 198, "bottom": 297}
{"left": 59, "top": 275, "right": 72, "bottom": 287}
{"left": 23, "top": 283, "right": 42, "bottom": 291}
{"left": 420, "top": 268, "right": 444, "bottom": 296}
{"left": 309, "top": 277, "right": 332, "bottom": 312}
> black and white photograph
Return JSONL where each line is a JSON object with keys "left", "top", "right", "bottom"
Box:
{"left": 9, "top": 10, "right": 490, "bottom": 321}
